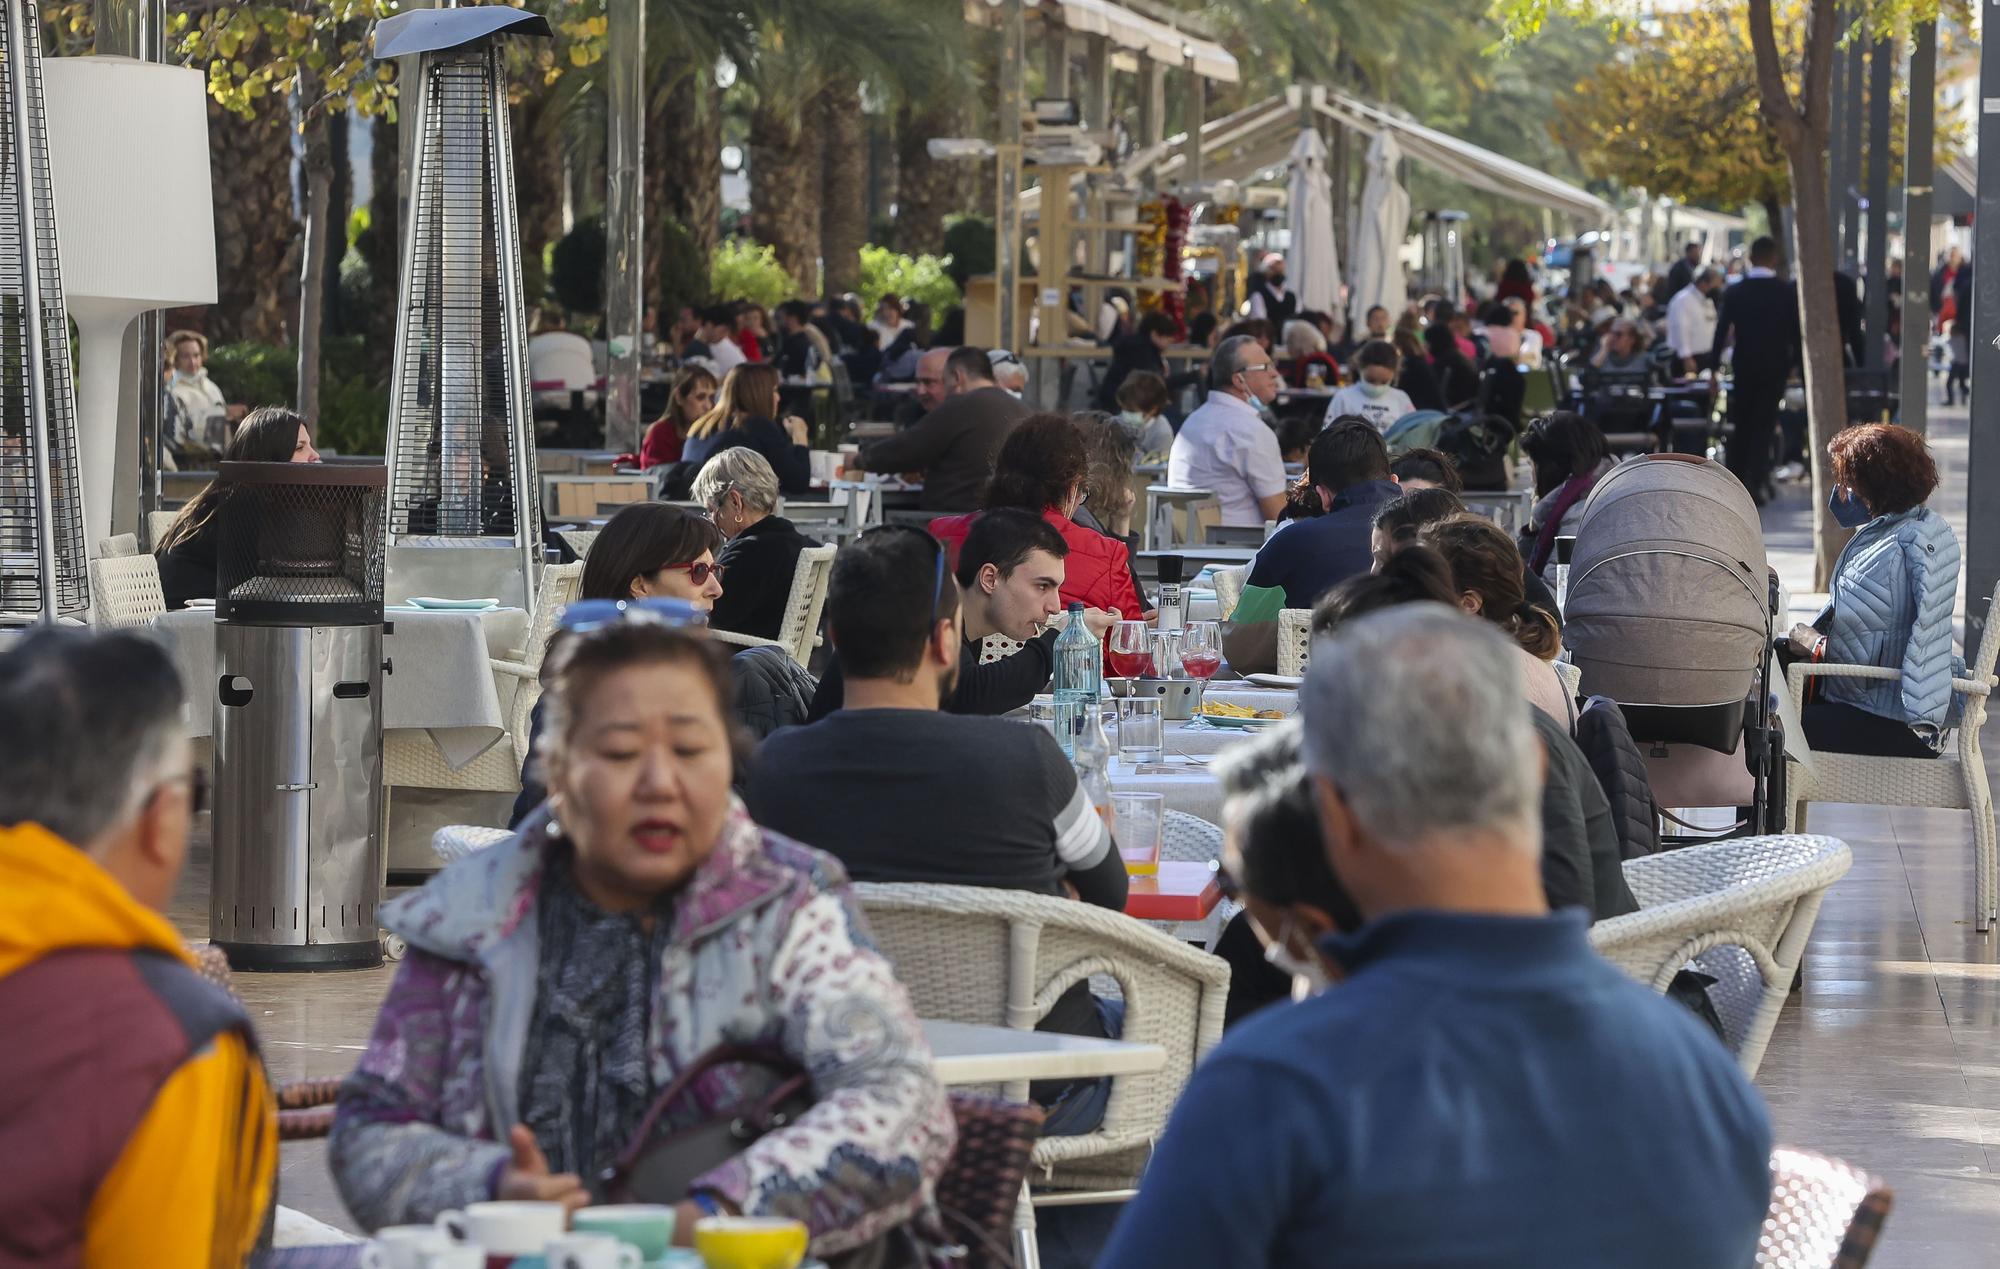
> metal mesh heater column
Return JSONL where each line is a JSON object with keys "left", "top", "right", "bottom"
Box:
{"left": 0, "top": 0, "right": 85, "bottom": 623}
{"left": 375, "top": 7, "right": 550, "bottom": 611}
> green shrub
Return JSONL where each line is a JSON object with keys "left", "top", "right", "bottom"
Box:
{"left": 658, "top": 215, "right": 712, "bottom": 319}
{"left": 857, "top": 245, "right": 960, "bottom": 315}
{"left": 206, "top": 336, "right": 391, "bottom": 457}
{"left": 941, "top": 214, "right": 995, "bottom": 291}
{"left": 708, "top": 238, "right": 793, "bottom": 308}
{"left": 550, "top": 216, "right": 606, "bottom": 316}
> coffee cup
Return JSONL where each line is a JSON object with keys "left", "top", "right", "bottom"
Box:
{"left": 363, "top": 1226, "right": 454, "bottom": 1269}
{"left": 545, "top": 1232, "right": 641, "bottom": 1269}
{"left": 571, "top": 1205, "right": 676, "bottom": 1262}
{"left": 434, "top": 1201, "right": 567, "bottom": 1256}
{"left": 412, "top": 1246, "right": 486, "bottom": 1269}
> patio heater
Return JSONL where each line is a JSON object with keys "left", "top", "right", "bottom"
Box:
{"left": 374, "top": 6, "right": 550, "bottom": 610}
{"left": 209, "top": 461, "right": 389, "bottom": 971}
{"left": 1421, "top": 209, "right": 1469, "bottom": 306}
{"left": 0, "top": 0, "right": 87, "bottom": 624}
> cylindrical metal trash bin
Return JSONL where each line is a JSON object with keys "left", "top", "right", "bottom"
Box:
{"left": 208, "top": 460, "right": 387, "bottom": 971}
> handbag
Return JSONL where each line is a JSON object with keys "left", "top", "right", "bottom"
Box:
{"left": 598, "top": 1043, "right": 814, "bottom": 1205}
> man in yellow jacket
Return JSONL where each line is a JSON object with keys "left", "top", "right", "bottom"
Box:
{"left": 0, "top": 630, "right": 275, "bottom": 1268}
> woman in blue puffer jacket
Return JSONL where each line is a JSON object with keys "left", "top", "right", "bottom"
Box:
{"left": 1784, "top": 423, "right": 1963, "bottom": 757}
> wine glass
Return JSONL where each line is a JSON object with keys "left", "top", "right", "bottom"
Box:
{"left": 1179, "top": 620, "right": 1223, "bottom": 718}
{"left": 1107, "top": 620, "right": 1153, "bottom": 683}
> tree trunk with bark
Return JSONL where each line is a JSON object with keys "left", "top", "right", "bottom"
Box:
{"left": 359, "top": 111, "right": 401, "bottom": 368}
{"left": 296, "top": 96, "right": 334, "bottom": 436}
{"left": 326, "top": 107, "right": 352, "bottom": 335}
{"left": 511, "top": 90, "right": 569, "bottom": 291}
{"left": 207, "top": 93, "right": 300, "bottom": 346}
{"left": 1748, "top": 0, "right": 1845, "bottom": 587}
{"left": 655, "top": 65, "right": 723, "bottom": 263}
{"left": 894, "top": 94, "right": 961, "bottom": 255}
{"left": 750, "top": 98, "right": 823, "bottom": 293}
{"left": 821, "top": 83, "right": 868, "bottom": 297}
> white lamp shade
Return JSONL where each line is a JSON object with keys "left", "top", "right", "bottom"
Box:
{"left": 44, "top": 56, "right": 217, "bottom": 311}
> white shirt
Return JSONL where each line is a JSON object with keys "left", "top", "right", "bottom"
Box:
{"left": 708, "top": 335, "right": 748, "bottom": 375}
{"left": 167, "top": 370, "right": 230, "bottom": 455}
{"left": 1168, "top": 391, "right": 1289, "bottom": 527}
{"left": 528, "top": 331, "right": 596, "bottom": 392}
{"left": 1665, "top": 284, "right": 1717, "bottom": 362}
{"left": 1324, "top": 383, "right": 1416, "bottom": 433}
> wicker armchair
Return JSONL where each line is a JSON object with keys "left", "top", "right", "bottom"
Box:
{"left": 853, "top": 882, "right": 1229, "bottom": 1201}
{"left": 385, "top": 562, "right": 583, "bottom": 800}
{"left": 1589, "top": 834, "right": 1851, "bottom": 1077}
{"left": 555, "top": 528, "right": 598, "bottom": 560}
{"left": 1277, "top": 608, "right": 1313, "bottom": 677}
{"left": 708, "top": 543, "right": 835, "bottom": 667}
{"left": 95, "top": 533, "right": 139, "bottom": 558}
{"left": 1161, "top": 812, "right": 1237, "bottom": 951}
{"left": 87, "top": 554, "right": 166, "bottom": 628}
{"left": 147, "top": 509, "right": 179, "bottom": 548}
{"left": 1783, "top": 579, "right": 2000, "bottom": 930}
{"left": 1209, "top": 565, "right": 1248, "bottom": 621}
{"left": 1760, "top": 1146, "right": 1893, "bottom": 1268}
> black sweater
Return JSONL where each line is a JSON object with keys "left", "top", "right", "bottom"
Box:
{"left": 807, "top": 628, "right": 1055, "bottom": 721}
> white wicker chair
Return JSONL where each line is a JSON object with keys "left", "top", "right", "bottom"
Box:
{"left": 556, "top": 528, "right": 598, "bottom": 560}
{"left": 147, "top": 509, "right": 179, "bottom": 548}
{"left": 1209, "top": 565, "right": 1248, "bottom": 621}
{"left": 854, "top": 882, "right": 1229, "bottom": 1203}
{"left": 1589, "top": 834, "right": 1852, "bottom": 1078}
{"left": 1783, "top": 580, "right": 2000, "bottom": 930}
{"left": 1760, "top": 1146, "right": 1893, "bottom": 1268}
{"left": 432, "top": 824, "right": 512, "bottom": 864}
{"left": 1276, "top": 608, "right": 1313, "bottom": 676}
{"left": 708, "top": 543, "right": 835, "bottom": 667}
{"left": 87, "top": 554, "right": 166, "bottom": 628}
{"left": 386, "top": 562, "right": 584, "bottom": 798}
{"left": 1160, "top": 812, "right": 1237, "bottom": 950}
{"left": 95, "top": 533, "right": 139, "bottom": 558}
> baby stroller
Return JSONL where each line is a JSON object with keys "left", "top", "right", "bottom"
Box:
{"left": 1562, "top": 454, "right": 1785, "bottom": 840}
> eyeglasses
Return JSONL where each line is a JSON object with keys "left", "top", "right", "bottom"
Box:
{"left": 1238, "top": 362, "right": 1276, "bottom": 377}
{"left": 557, "top": 596, "right": 708, "bottom": 633}
{"left": 658, "top": 561, "right": 725, "bottom": 585}
{"left": 859, "top": 522, "right": 950, "bottom": 620}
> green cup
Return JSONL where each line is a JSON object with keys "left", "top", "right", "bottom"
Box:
{"left": 572, "top": 1205, "right": 676, "bottom": 1263}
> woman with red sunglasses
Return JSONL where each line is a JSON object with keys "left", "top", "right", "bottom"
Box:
{"left": 581, "top": 503, "right": 725, "bottom": 611}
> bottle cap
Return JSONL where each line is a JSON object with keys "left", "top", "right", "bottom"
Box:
{"left": 1156, "top": 555, "right": 1184, "bottom": 585}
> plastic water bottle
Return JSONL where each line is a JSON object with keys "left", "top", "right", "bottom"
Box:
{"left": 1052, "top": 602, "right": 1101, "bottom": 759}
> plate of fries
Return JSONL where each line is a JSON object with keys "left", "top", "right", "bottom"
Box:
{"left": 1194, "top": 701, "right": 1289, "bottom": 729}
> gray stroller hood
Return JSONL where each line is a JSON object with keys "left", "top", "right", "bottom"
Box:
{"left": 1564, "top": 455, "right": 1769, "bottom": 711}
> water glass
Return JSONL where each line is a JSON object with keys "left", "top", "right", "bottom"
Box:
{"left": 1113, "top": 791, "right": 1165, "bottom": 876}
{"left": 1116, "top": 696, "right": 1164, "bottom": 763}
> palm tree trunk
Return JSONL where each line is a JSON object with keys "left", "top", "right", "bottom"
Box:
{"left": 655, "top": 65, "right": 722, "bottom": 261}
{"left": 820, "top": 83, "right": 868, "bottom": 296}
{"left": 297, "top": 98, "right": 334, "bottom": 435}
{"left": 750, "top": 99, "right": 823, "bottom": 293}
{"left": 894, "top": 94, "right": 961, "bottom": 255}
{"left": 511, "top": 90, "right": 567, "bottom": 287}
{"left": 207, "top": 93, "right": 300, "bottom": 346}
{"left": 360, "top": 112, "right": 401, "bottom": 370}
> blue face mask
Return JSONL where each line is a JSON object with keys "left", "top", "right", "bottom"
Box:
{"left": 1828, "top": 486, "right": 1872, "bottom": 529}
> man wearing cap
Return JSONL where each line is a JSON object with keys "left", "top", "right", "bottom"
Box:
{"left": 1247, "top": 252, "right": 1297, "bottom": 327}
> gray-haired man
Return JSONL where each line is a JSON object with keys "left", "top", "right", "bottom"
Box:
{"left": 1167, "top": 334, "right": 1288, "bottom": 527}
{"left": 1101, "top": 605, "right": 1772, "bottom": 1269}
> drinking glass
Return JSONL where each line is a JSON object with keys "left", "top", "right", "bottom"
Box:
{"left": 1115, "top": 696, "right": 1164, "bottom": 764}
{"left": 1107, "top": 619, "right": 1153, "bottom": 681}
{"left": 1113, "top": 791, "right": 1164, "bottom": 875}
{"left": 1179, "top": 620, "right": 1223, "bottom": 717}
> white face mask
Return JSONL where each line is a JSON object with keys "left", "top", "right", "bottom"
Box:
{"left": 1358, "top": 380, "right": 1392, "bottom": 400}
{"left": 172, "top": 368, "right": 204, "bottom": 386}
{"left": 1118, "top": 409, "right": 1148, "bottom": 429}
{"left": 1263, "top": 913, "right": 1333, "bottom": 997}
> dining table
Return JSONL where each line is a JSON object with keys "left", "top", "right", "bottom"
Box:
{"left": 1124, "top": 860, "right": 1223, "bottom": 923}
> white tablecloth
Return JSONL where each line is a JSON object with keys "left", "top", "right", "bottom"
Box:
{"left": 155, "top": 606, "right": 530, "bottom": 767}
{"left": 1108, "top": 755, "right": 1224, "bottom": 823}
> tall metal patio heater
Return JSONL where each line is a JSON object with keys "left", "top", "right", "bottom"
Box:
{"left": 374, "top": 6, "right": 550, "bottom": 610}
{"left": 0, "top": 0, "right": 87, "bottom": 625}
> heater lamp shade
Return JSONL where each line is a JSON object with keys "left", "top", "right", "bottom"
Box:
{"left": 44, "top": 57, "right": 217, "bottom": 312}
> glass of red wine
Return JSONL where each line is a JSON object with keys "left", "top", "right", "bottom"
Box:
{"left": 1179, "top": 620, "right": 1223, "bottom": 719}
{"left": 1107, "top": 620, "right": 1154, "bottom": 683}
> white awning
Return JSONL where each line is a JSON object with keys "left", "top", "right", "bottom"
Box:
{"left": 965, "top": 0, "right": 1240, "bottom": 82}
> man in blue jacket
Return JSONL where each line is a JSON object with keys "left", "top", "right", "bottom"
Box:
{"left": 1244, "top": 419, "right": 1402, "bottom": 609}
{"left": 1100, "top": 606, "right": 1773, "bottom": 1269}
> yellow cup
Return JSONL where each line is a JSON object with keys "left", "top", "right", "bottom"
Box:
{"left": 692, "top": 1216, "right": 810, "bottom": 1269}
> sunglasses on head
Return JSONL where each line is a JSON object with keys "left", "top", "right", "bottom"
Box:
{"left": 557, "top": 596, "right": 708, "bottom": 633}
{"left": 859, "top": 522, "right": 950, "bottom": 619}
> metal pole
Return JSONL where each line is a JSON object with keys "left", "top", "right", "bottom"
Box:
{"left": 1900, "top": 20, "right": 1936, "bottom": 436}
{"left": 1185, "top": 63, "right": 1205, "bottom": 186}
{"left": 1137, "top": 61, "right": 1164, "bottom": 190}
{"left": 996, "top": 0, "right": 1024, "bottom": 358}
{"left": 1964, "top": 8, "right": 2000, "bottom": 657}
{"left": 1841, "top": 30, "right": 1864, "bottom": 273}
{"left": 602, "top": 0, "right": 643, "bottom": 451}
{"left": 8, "top": 0, "right": 56, "bottom": 623}
{"left": 101, "top": 0, "right": 166, "bottom": 545}
{"left": 1863, "top": 32, "right": 1892, "bottom": 375}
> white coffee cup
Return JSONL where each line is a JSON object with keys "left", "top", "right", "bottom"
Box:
{"left": 546, "top": 1231, "right": 642, "bottom": 1269}
{"left": 361, "top": 1226, "right": 453, "bottom": 1269}
{"left": 434, "top": 1200, "right": 567, "bottom": 1255}
{"left": 413, "top": 1246, "right": 486, "bottom": 1269}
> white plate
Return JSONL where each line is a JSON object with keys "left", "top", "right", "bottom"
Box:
{"left": 1243, "top": 673, "right": 1304, "bottom": 690}
{"left": 182, "top": 598, "right": 216, "bottom": 609}
{"left": 405, "top": 596, "right": 499, "bottom": 610}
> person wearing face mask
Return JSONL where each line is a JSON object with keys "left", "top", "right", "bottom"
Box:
{"left": 1114, "top": 370, "right": 1176, "bottom": 463}
{"left": 162, "top": 330, "right": 246, "bottom": 462}
{"left": 1098, "top": 607, "right": 1772, "bottom": 1269}
{"left": 1246, "top": 252, "right": 1297, "bottom": 327}
{"left": 1785, "top": 423, "right": 1964, "bottom": 758}
{"left": 1322, "top": 340, "right": 1415, "bottom": 432}
{"left": 1096, "top": 310, "right": 1181, "bottom": 411}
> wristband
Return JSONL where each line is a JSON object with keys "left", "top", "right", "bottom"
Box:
{"left": 690, "top": 1192, "right": 724, "bottom": 1218}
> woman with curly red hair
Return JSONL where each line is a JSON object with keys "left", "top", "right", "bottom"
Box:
{"left": 1783, "top": 423, "right": 1962, "bottom": 757}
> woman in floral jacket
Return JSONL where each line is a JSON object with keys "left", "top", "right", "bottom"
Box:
{"left": 330, "top": 619, "right": 955, "bottom": 1259}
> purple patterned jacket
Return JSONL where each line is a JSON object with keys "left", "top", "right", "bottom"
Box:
{"left": 329, "top": 801, "right": 955, "bottom": 1255}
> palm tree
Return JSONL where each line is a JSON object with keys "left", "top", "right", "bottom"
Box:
{"left": 207, "top": 92, "right": 300, "bottom": 346}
